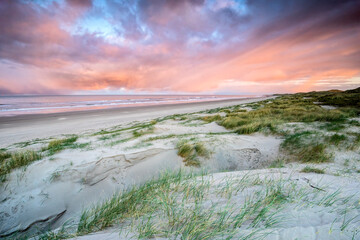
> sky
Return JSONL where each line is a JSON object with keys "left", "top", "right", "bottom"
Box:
{"left": 0, "top": 0, "right": 359, "bottom": 95}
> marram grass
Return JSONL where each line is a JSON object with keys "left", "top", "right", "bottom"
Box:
{"left": 0, "top": 150, "right": 41, "bottom": 178}
{"left": 176, "top": 140, "right": 210, "bottom": 166}
{"left": 31, "top": 170, "right": 360, "bottom": 240}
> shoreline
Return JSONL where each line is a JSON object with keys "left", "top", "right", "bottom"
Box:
{"left": 0, "top": 96, "right": 272, "bottom": 148}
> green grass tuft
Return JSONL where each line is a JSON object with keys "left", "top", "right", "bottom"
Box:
{"left": 320, "top": 122, "right": 345, "bottom": 131}
{"left": 298, "top": 144, "right": 331, "bottom": 163}
{"left": 0, "top": 149, "right": 11, "bottom": 164}
{"left": 194, "top": 142, "right": 209, "bottom": 158}
{"left": 44, "top": 136, "right": 88, "bottom": 155}
{"left": 133, "top": 125, "right": 155, "bottom": 138}
{"left": 176, "top": 140, "right": 209, "bottom": 167}
{"left": 301, "top": 166, "right": 325, "bottom": 174}
{"left": 48, "top": 136, "right": 77, "bottom": 148}
{"left": 269, "top": 159, "right": 285, "bottom": 168}
{"left": 327, "top": 134, "right": 347, "bottom": 146}
{"left": 281, "top": 131, "right": 332, "bottom": 163}
{"left": 0, "top": 150, "right": 42, "bottom": 177}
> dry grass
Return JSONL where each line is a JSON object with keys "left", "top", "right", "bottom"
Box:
{"left": 201, "top": 114, "right": 222, "bottom": 123}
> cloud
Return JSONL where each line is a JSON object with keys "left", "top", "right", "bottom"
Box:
{"left": 66, "top": 0, "right": 93, "bottom": 8}
{"left": 0, "top": 0, "right": 359, "bottom": 94}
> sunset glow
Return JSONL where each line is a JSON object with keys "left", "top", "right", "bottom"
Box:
{"left": 0, "top": 0, "right": 359, "bottom": 94}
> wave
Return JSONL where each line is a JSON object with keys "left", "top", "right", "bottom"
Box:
{"left": 0, "top": 95, "right": 249, "bottom": 116}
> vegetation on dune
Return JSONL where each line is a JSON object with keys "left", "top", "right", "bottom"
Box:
{"left": 301, "top": 166, "right": 325, "bottom": 174}
{"left": 0, "top": 149, "right": 11, "bottom": 164}
{"left": 294, "top": 143, "right": 331, "bottom": 163}
{"left": 281, "top": 132, "right": 331, "bottom": 163}
{"left": 326, "top": 134, "right": 347, "bottom": 146}
{"left": 94, "top": 120, "right": 160, "bottom": 145}
{"left": 143, "top": 132, "right": 231, "bottom": 143}
{"left": 226, "top": 97, "right": 350, "bottom": 131}
{"left": 0, "top": 150, "right": 42, "bottom": 179}
{"left": 33, "top": 171, "right": 359, "bottom": 239}
{"left": 176, "top": 140, "right": 210, "bottom": 166}
{"left": 319, "top": 122, "right": 346, "bottom": 131}
{"left": 201, "top": 114, "right": 222, "bottom": 123}
{"left": 197, "top": 89, "right": 359, "bottom": 163}
{"left": 95, "top": 114, "right": 191, "bottom": 138}
{"left": 94, "top": 122, "right": 156, "bottom": 136}
{"left": 133, "top": 125, "right": 155, "bottom": 138}
{"left": 351, "top": 133, "right": 360, "bottom": 150}
{"left": 145, "top": 134, "right": 177, "bottom": 142}
{"left": 48, "top": 136, "right": 77, "bottom": 149}
{"left": 73, "top": 172, "right": 302, "bottom": 238}
{"left": 44, "top": 136, "right": 89, "bottom": 155}
{"left": 1, "top": 136, "right": 92, "bottom": 180}
{"left": 269, "top": 158, "right": 285, "bottom": 168}
{"left": 313, "top": 87, "right": 360, "bottom": 108}
{"left": 202, "top": 92, "right": 358, "bottom": 136}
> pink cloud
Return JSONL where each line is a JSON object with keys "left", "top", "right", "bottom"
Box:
{"left": 0, "top": 0, "right": 359, "bottom": 94}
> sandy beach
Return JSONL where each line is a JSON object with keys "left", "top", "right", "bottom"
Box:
{"left": 0, "top": 97, "right": 270, "bottom": 148}
{"left": 1, "top": 91, "right": 359, "bottom": 239}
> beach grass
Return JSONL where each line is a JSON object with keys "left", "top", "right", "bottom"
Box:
{"left": 301, "top": 166, "right": 325, "bottom": 174}
{"left": 0, "top": 150, "right": 41, "bottom": 178}
{"left": 284, "top": 141, "right": 331, "bottom": 163}
{"left": 326, "top": 134, "right": 347, "bottom": 146}
{"left": 269, "top": 158, "right": 285, "bottom": 168}
{"left": 201, "top": 114, "right": 222, "bottom": 123}
{"left": 279, "top": 130, "right": 333, "bottom": 163}
{"left": 19, "top": 168, "right": 360, "bottom": 240}
{"left": 200, "top": 92, "right": 358, "bottom": 138}
{"left": 77, "top": 171, "right": 195, "bottom": 234}
{"left": 44, "top": 136, "right": 89, "bottom": 155}
{"left": 315, "top": 88, "right": 360, "bottom": 108}
{"left": 176, "top": 140, "right": 209, "bottom": 166}
{"left": 0, "top": 149, "right": 11, "bottom": 164}
{"left": 320, "top": 122, "right": 346, "bottom": 132}
{"left": 132, "top": 125, "right": 155, "bottom": 138}
{"left": 94, "top": 122, "right": 156, "bottom": 136}
{"left": 64, "top": 171, "right": 359, "bottom": 239}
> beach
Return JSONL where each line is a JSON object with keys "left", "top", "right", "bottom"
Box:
{"left": 1, "top": 91, "right": 359, "bottom": 239}
{"left": 0, "top": 97, "right": 269, "bottom": 148}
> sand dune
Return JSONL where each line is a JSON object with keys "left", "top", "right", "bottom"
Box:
{"left": 1, "top": 94, "right": 359, "bottom": 239}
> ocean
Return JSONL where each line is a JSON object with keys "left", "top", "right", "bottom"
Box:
{"left": 0, "top": 95, "right": 252, "bottom": 117}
